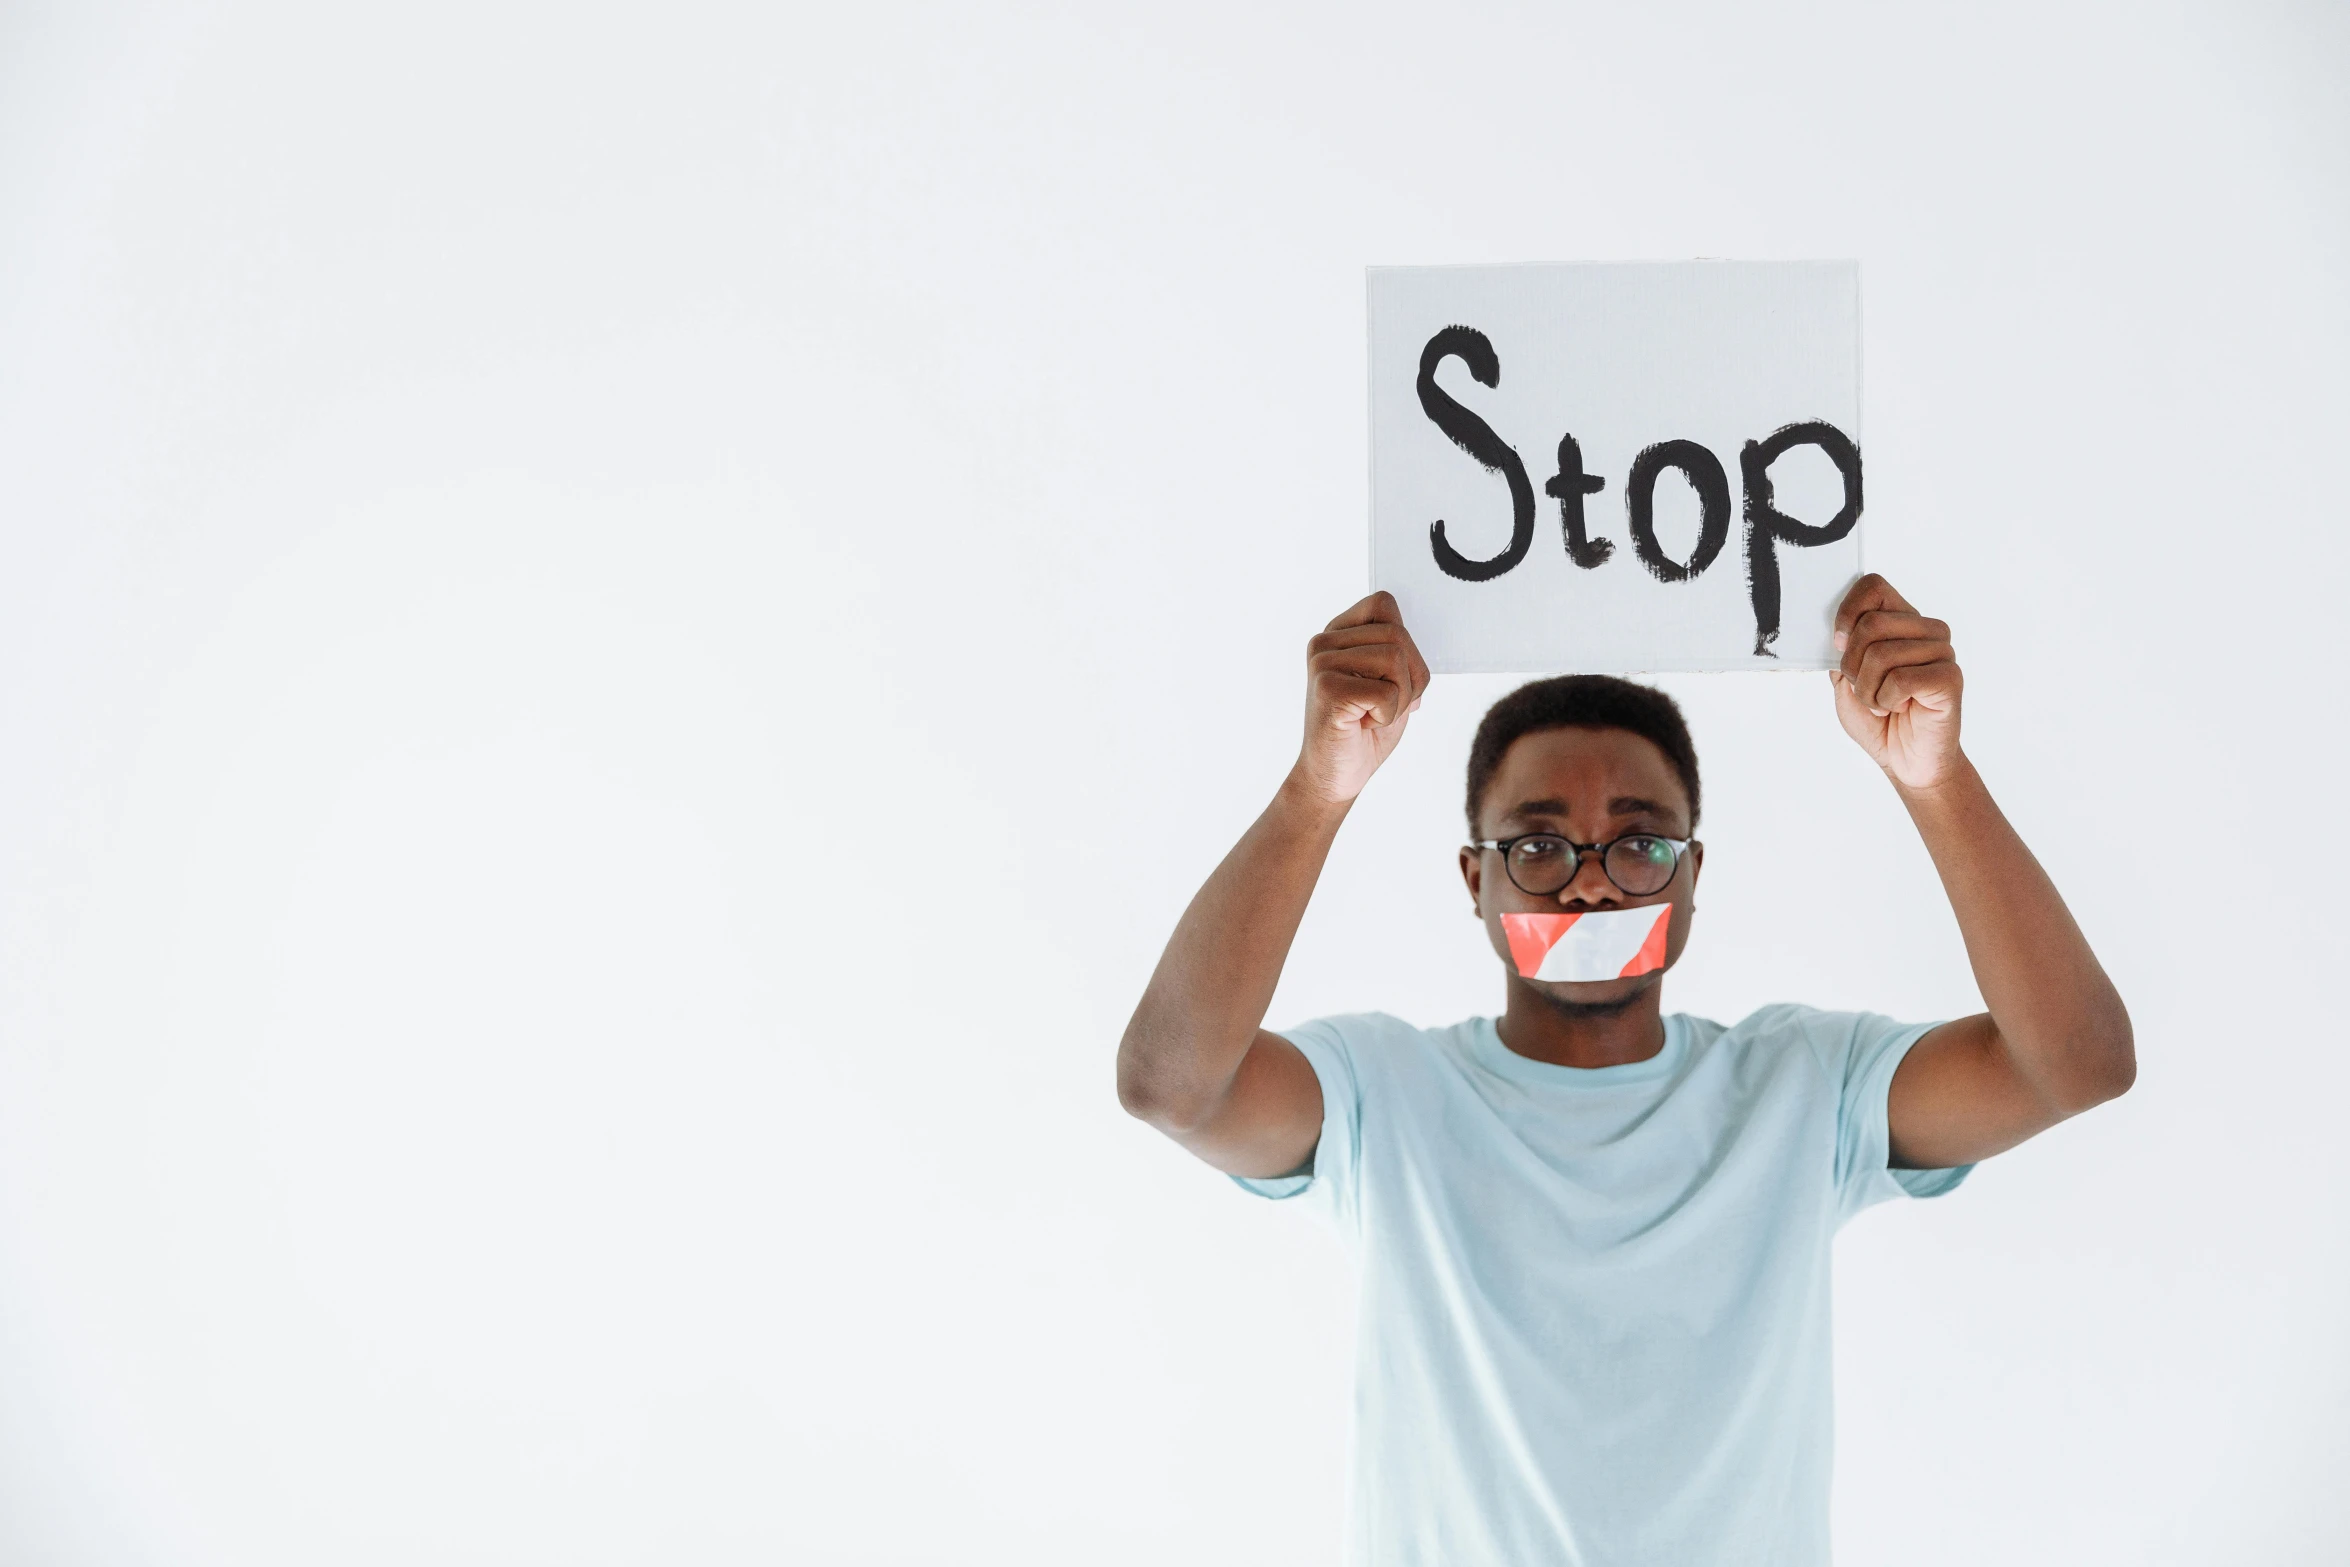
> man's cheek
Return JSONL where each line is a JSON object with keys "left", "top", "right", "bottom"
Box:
{"left": 1665, "top": 901, "right": 1697, "bottom": 966}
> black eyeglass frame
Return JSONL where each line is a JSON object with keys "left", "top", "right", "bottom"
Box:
{"left": 1467, "top": 831, "right": 1698, "bottom": 898}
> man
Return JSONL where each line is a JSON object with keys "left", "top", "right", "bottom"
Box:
{"left": 1115, "top": 575, "right": 2132, "bottom": 1566}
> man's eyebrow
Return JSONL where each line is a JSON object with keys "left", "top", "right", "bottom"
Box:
{"left": 1500, "top": 798, "right": 1571, "bottom": 822}
{"left": 1608, "top": 795, "right": 1676, "bottom": 819}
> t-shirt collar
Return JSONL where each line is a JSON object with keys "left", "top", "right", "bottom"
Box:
{"left": 1467, "top": 1011, "right": 1689, "bottom": 1089}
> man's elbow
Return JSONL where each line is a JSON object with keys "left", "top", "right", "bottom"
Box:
{"left": 1115, "top": 1056, "right": 1164, "bottom": 1123}
{"left": 1115, "top": 1037, "right": 1211, "bottom": 1133}
{"left": 1115, "top": 1017, "right": 1161, "bottom": 1120}
{"left": 2065, "top": 1012, "right": 2137, "bottom": 1111}
{"left": 1117, "top": 1073, "right": 1220, "bottom": 1136}
{"left": 2095, "top": 1031, "right": 2137, "bottom": 1103}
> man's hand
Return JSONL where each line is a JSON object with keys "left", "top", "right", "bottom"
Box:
{"left": 1830, "top": 574, "right": 1962, "bottom": 791}
{"left": 1296, "top": 591, "right": 1431, "bottom": 807}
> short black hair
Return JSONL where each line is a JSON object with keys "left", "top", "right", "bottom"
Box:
{"left": 1465, "top": 676, "right": 1702, "bottom": 835}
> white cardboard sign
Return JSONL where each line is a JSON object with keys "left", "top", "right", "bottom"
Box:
{"left": 1368, "top": 261, "right": 1862, "bottom": 673}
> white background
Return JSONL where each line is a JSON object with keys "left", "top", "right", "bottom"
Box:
{"left": 0, "top": 2, "right": 2344, "bottom": 1563}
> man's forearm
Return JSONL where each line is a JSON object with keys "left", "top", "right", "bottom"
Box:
{"left": 1896, "top": 757, "right": 2135, "bottom": 1109}
{"left": 1116, "top": 770, "right": 1351, "bottom": 1126}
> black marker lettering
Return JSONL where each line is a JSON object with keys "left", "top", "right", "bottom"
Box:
{"left": 1418, "top": 326, "right": 1535, "bottom": 582}
{"left": 1544, "top": 434, "right": 1612, "bottom": 568}
{"left": 1740, "top": 421, "right": 1863, "bottom": 656}
{"left": 1624, "top": 440, "right": 1730, "bottom": 583}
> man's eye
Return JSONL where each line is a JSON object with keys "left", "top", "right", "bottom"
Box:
{"left": 1515, "top": 839, "right": 1567, "bottom": 859}
{"left": 1624, "top": 835, "right": 1673, "bottom": 862}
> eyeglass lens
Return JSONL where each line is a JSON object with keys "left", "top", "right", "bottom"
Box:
{"left": 1506, "top": 835, "right": 1680, "bottom": 897}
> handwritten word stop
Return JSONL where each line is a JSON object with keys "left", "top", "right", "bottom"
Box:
{"left": 1369, "top": 262, "right": 1864, "bottom": 674}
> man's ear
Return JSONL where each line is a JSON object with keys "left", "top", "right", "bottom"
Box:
{"left": 1459, "top": 844, "right": 1484, "bottom": 911}
{"left": 1688, "top": 840, "right": 1704, "bottom": 893}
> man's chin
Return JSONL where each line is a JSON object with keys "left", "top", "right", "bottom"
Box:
{"left": 1528, "top": 972, "right": 1657, "bottom": 1018}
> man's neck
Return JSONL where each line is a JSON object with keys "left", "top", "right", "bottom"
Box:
{"left": 1495, "top": 978, "right": 1669, "bottom": 1069}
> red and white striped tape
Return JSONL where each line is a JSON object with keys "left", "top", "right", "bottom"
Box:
{"left": 1500, "top": 905, "right": 1673, "bottom": 982}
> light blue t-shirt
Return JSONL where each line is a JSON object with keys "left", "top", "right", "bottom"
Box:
{"left": 1236, "top": 1006, "right": 1972, "bottom": 1567}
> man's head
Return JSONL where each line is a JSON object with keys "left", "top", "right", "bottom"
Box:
{"left": 1458, "top": 677, "right": 1705, "bottom": 1017}
{"left": 1465, "top": 677, "right": 1701, "bottom": 839}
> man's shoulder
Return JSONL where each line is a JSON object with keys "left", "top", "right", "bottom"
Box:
{"left": 1276, "top": 1010, "right": 1474, "bottom": 1044}
{"left": 1709, "top": 1001, "right": 1856, "bottom": 1038}
{"left": 1700, "top": 1003, "right": 1933, "bottom": 1078}
{"left": 1273, "top": 1011, "right": 1484, "bottom": 1074}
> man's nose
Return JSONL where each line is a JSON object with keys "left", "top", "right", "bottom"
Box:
{"left": 1555, "top": 850, "right": 1620, "bottom": 907}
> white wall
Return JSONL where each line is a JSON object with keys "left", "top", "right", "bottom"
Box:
{"left": 1, "top": 1, "right": 2344, "bottom": 1561}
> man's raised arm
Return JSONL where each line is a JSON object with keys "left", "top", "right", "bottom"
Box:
{"left": 1830, "top": 574, "right": 2135, "bottom": 1171}
{"left": 1116, "top": 592, "right": 1430, "bottom": 1180}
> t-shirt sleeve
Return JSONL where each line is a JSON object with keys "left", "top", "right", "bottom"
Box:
{"left": 1813, "top": 1009, "right": 1976, "bottom": 1224}
{"left": 1228, "top": 1016, "right": 1364, "bottom": 1232}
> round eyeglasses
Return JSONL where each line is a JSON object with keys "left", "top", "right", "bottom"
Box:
{"left": 1469, "top": 831, "right": 1694, "bottom": 898}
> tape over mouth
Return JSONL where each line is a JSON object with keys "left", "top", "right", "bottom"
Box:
{"left": 1501, "top": 905, "right": 1673, "bottom": 982}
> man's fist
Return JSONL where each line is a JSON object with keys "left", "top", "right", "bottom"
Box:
{"left": 1296, "top": 592, "right": 1431, "bottom": 806}
{"left": 1830, "top": 574, "right": 1963, "bottom": 791}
